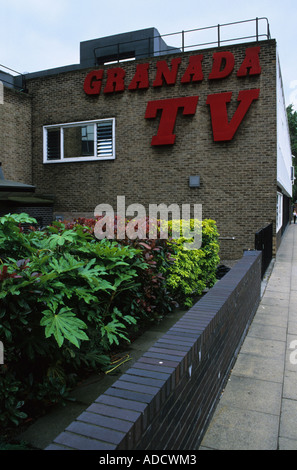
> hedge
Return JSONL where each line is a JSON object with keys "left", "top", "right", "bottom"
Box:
{"left": 0, "top": 213, "right": 219, "bottom": 427}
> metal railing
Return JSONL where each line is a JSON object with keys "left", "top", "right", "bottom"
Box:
{"left": 159, "top": 17, "right": 270, "bottom": 51}
{"left": 0, "top": 17, "right": 271, "bottom": 89}
{"left": 255, "top": 223, "right": 273, "bottom": 278}
{"left": 93, "top": 17, "right": 271, "bottom": 64}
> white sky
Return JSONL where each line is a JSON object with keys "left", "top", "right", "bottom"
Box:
{"left": 1, "top": 0, "right": 297, "bottom": 107}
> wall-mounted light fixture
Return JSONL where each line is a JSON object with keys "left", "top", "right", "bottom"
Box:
{"left": 189, "top": 175, "right": 200, "bottom": 188}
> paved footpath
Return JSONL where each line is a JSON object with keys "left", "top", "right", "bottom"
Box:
{"left": 199, "top": 223, "right": 297, "bottom": 450}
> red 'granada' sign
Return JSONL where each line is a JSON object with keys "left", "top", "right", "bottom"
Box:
{"left": 83, "top": 46, "right": 261, "bottom": 145}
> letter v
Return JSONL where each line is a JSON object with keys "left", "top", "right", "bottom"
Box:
{"left": 206, "top": 89, "right": 260, "bottom": 141}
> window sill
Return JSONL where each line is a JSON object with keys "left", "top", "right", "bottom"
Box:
{"left": 43, "top": 156, "right": 115, "bottom": 164}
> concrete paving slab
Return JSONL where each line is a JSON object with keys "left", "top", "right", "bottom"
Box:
{"left": 287, "top": 320, "right": 297, "bottom": 335}
{"left": 260, "top": 296, "right": 290, "bottom": 307}
{"left": 200, "top": 405, "right": 279, "bottom": 450}
{"left": 238, "top": 335, "right": 286, "bottom": 358}
{"left": 278, "top": 437, "right": 297, "bottom": 450}
{"left": 247, "top": 321, "right": 287, "bottom": 342}
{"left": 265, "top": 274, "right": 291, "bottom": 283}
{"left": 284, "top": 334, "right": 297, "bottom": 372}
{"left": 288, "top": 305, "right": 297, "bottom": 316}
{"left": 283, "top": 370, "right": 297, "bottom": 400}
{"left": 265, "top": 278, "right": 291, "bottom": 287}
{"left": 288, "top": 290, "right": 297, "bottom": 298}
{"left": 251, "top": 309, "right": 289, "bottom": 328}
{"left": 279, "top": 398, "right": 297, "bottom": 441}
{"left": 257, "top": 302, "right": 289, "bottom": 312}
{"left": 289, "top": 306, "right": 297, "bottom": 318}
{"left": 230, "top": 352, "right": 284, "bottom": 383}
{"left": 261, "top": 290, "right": 290, "bottom": 300}
{"left": 217, "top": 375, "right": 282, "bottom": 415}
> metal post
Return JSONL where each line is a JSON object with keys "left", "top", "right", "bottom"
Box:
{"left": 218, "top": 24, "right": 220, "bottom": 47}
{"left": 182, "top": 30, "right": 185, "bottom": 53}
{"left": 256, "top": 17, "right": 259, "bottom": 41}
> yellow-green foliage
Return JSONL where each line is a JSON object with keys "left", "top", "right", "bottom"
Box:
{"left": 165, "top": 219, "right": 220, "bottom": 307}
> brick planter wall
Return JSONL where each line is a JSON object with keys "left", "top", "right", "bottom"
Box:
{"left": 46, "top": 250, "right": 262, "bottom": 451}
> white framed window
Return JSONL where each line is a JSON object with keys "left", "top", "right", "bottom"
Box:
{"left": 276, "top": 191, "right": 283, "bottom": 233}
{"left": 43, "top": 118, "right": 115, "bottom": 163}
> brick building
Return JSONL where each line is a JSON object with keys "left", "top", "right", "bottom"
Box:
{"left": 0, "top": 20, "right": 293, "bottom": 261}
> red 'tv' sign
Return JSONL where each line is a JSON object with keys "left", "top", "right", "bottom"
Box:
{"left": 145, "top": 89, "right": 259, "bottom": 145}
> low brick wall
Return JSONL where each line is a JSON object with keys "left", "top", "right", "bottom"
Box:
{"left": 46, "top": 250, "right": 262, "bottom": 451}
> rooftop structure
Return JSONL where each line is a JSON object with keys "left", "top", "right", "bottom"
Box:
{"left": 0, "top": 17, "right": 271, "bottom": 89}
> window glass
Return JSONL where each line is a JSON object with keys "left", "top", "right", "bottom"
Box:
{"left": 44, "top": 119, "right": 115, "bottom": 163}
{"left": 82, "top": 125, "right": 95, "bottom": 156}
{"left": 64, "top": 125, "right": 95, "bottom": 158}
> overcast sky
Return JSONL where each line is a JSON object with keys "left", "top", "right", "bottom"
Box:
{"left": 1, "top": 0, "right": 297, "bottom": 108}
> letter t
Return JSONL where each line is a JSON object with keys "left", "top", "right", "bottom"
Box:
{"left": 145, "top": 96, "right": 199, "bottom": 145}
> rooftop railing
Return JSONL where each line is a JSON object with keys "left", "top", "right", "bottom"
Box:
{"left": 164, "top": 17, "right": 270, "bottom": 52}
{"left": 93, "top": 17, "right": 271, "bottom": 64}
{"left": 0, "top": 17, "right": 271, "bottom": 90}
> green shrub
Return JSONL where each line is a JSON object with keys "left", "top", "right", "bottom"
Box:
{"left": 0, "top": 213, "right": 220, "bottom": 428}
{"left": 0, "top": 213, "right": 147, "bottom": 425}
{"left": 65, "top": 216, "right": 177, "bottom": 324}
{"left": 165, "top": 219, "right": 220, "bottom": 307}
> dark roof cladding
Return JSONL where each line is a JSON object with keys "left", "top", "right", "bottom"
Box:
{"left": 0, "top": 162, "right": 35, "bottom": 192}
{"left": 18, "top": 27, "right": 178, "bottom": 82}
